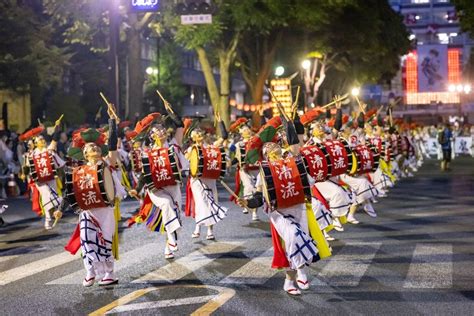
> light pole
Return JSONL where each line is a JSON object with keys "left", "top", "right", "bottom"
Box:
{"left": 109, "top": 0, "right": 120, "bottom": 117}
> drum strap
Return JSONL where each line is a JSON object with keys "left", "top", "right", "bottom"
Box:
{"left": 112, "top": 198, "right": 121, "bottom": 260}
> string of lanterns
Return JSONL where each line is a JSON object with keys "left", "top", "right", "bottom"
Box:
{"left": 229, "top": 99, "right": 273, "bottom": 112}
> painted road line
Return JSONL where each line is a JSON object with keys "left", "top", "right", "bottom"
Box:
{"left": 0, "top": 255, "right": 19, "bottom": 264}
{"left": 403, "top": 243, "right": 452, "bottom": 289}
{"left": 219, "top": 248, "right": 276, "bottom": 285}
{"left": 105, "top": 295, "right": 215, "bottom": 313}
{"left": 408, "top": 209, "right": 472, "bottom": 218}
{"left": 0, "top": 252, "right": 80, "bottom": 286}
{"left": 311, "top": 242, "right": 382, "bottom": 287}
{"left": 89, "top": 285, "right": 235, "bottom": 316}
{"left": 134, "top": 241, "right": 244, "bottom": 283}
{"left": 47, "top": 243, "right": 156, "bottom": 285}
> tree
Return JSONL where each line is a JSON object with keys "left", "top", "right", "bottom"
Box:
{"left": 143, "top": 39, "right": 187, "bottom": 114}
{"left": 453, "top": 0, "right": 474, "bottom": 35}
{"left": 0, "top": 1, "right": 68, "bottom": 92}
{"left": 161, "top": 0, "right": 295, "bottom": 127}
{"left": 298, "top": 0, "right": 410, "bottom": 106}
{"left": 42, "top": 0, "right": 155, "bottom": 117}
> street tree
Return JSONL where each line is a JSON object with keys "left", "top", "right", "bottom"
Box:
{"left": 42, "top": 0, "right": 155, "bottom": 117}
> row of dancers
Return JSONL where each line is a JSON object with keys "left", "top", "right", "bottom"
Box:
{"left": 16, "top": 97, "right": 423, "bottom": 293}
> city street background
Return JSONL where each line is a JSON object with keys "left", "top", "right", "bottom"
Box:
{"left": 1, "top": 158, "right": 473, "bottom": 315}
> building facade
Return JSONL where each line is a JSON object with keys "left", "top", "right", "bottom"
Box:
{"left": 389, "top": 0, "right": 474, "bottom": 123}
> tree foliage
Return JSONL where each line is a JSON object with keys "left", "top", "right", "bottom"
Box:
{"left": 0, "top": 0, "right": 69, "bottom": 91}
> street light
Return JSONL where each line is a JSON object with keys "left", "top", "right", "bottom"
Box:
{"left": 301, "top": 60, "right": 311, "bottom": 70}
{"left": 463, "top": 84, "right": 471, "bottom": 94}
{"left": 351, "top": 87, "right": 360, "bottom": 96}
{"left": 448, "top": 84, "right": 456, "bottom": 92}
{"left": 456, "top": 84, "right": 463, "bottom": 93}
{"left": 146, "top": 67, "right": 158, "bottom": 76}
{"left": 275, "top": 66, "right": 285, "bottom": 77}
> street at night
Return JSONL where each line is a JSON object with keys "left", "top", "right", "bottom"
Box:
{"left": 2, "top": 0, "right": 474, "bottom": 315}
{"left": 1, "top": 158, "right": 474, "bottom": 315}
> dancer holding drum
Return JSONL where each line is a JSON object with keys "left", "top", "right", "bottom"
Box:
{"left": 229, "top": 117, "right": 260, "bottom": 221}
{"left": 128, "top": 109, "right": 185, "bottom": 259}
{"left": 300, "top": 104, "right": 353, "bottom": 235}
{"left": 366, "top": 115, "right": 396, "bottom": 197}
{"left": 339, "top": 109, "right": 380, "bottom": 221}
{"left": 19, "top": 119, "right": 65, "bottom": 230}
{"left": 238, "top": 114, "right": 330, "bottom": 295}
{"left": 185, "top": 114, "right": 229, "bottom": 240}
{"left": 60, "top": 104, "right": 126, "bottom": 287}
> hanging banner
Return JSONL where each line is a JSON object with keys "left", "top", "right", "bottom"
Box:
{"left": 426, "top": 138, "right": 439, "bottom": 157}
{"left": 417, "top": 45, "right": 448, "bottom": 92}
{"left": 454, "top": 137, "right": 473, "bottom": 155}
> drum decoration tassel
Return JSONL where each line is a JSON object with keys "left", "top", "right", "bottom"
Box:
{"left": 339, "top": 215, "right": 347, "bottom": 225}
{"left": 306, "top": 202, "right": 332, "bottom": 259}
{"left": 112, "top": 197, "right": 120, "bottom": 260}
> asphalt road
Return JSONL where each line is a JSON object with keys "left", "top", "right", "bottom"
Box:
{"left": 1, "top": 157, "right": 473, "bottom": 315}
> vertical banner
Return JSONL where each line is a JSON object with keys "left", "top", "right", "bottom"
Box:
{"left": 454, "top": 137, "right": 473, "bottom": 155}
{"left": 417, "top": 45, "right": 448, "bottom": 92}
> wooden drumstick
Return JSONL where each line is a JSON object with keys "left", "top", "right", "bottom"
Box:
{"left": 99, "top": 92, "right": 119, "bottom": 121}
{"left": 156, "top": 90, "right": 175, "bottom": 114}
{"left": 219, "top": 180, "right": 251, "bottom": 212}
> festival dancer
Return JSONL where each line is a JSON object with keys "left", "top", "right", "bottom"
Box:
{"left": 230, "top": 118, "right": 260, "bottom": 221}
{"left": 300, "top": 105, "right": 353, "bottom": 234}
{"left": 61, "top": 106, "right": 126, "bottom": 287}
{"left": 238, "top": 114, "right": 331, "bottom": 295}
{"left": 19, "top": 119, "right": 65, "bottom": 230}
{"left": 185, "top": 114, "right": 229, "bottom": 240}
{"left": 339, "top": 110, "right": 380, "bottom": 221}
{"left": 366, "top": 115, "right": 396, "bottom": 197}
{"left": 128, "top": 108, "right": 186, "bottom": 259}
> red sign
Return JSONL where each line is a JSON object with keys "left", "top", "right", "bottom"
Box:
{"left": 353, "top": 145, "right": 375, "bottom": 174}
{"left": 269, "top": 157, "right": 305, "bottom": 209}
{"left": 300, "top": 145, "right": 328, "bottom": 182}
{"left": 201, "top": 146, "right": 223, "bottom": 179}
{"left": 32, "top": 152, "right": 55, "bottom": 183}
{"left": 148, "top": 148, "right": 177, "bottom": 189}
{"left": 323, "top": 140, "right": 349, "bottom": 177}
{"left": 73, "top": 165, "right": 107, "bottom": 210}
{"left": 130, "top": 149, "right": 143, "bottom": 173}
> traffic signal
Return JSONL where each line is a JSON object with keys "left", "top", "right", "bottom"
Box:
{"left": 177, "top": 0, "right": 214, "bottom": 24}
{"left": 176, "top": 0, "right": 213, "bottom": 15}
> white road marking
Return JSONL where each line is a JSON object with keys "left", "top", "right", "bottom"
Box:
{"left": 47, "top": 243, "right": 156, "bottom": 285}
{"left": 311, "top": 242, "right": 382, "bottom": 287}
{"left": 134, "top": 241, "right": 244, "bottom": 283}
{"left": 105, "top": 295, "right": 215, "bottom": 314}
{"left": 0, "top": 255, "right": 19, "bottom": 264}
{"left": 403, "top": 243, "right": 452, "bottom": 289}
{"left": 220, "top": 248, "right": 277, "bottom": 285}
{"left": 0, "top": 252, "right": 80, "bottom": 286}
{"left": 408, "top": 209, "right": 472, "bottom": 217}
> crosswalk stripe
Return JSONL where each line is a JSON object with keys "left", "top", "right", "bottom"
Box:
{"left": 0, "top": 255, "right": 19, "bottom": 264}
{"left": 219, "top": 248, "right": 276, "bottom": 285}
{"left": 311, "top": 242, "right": 382, "bottom": 287}
{"left": 105, "top": 295, "right": 215, "bottom": 314}
{"left": 47, "top": 243, "right": 156, "bottom": 285}
{"left": 0, "top": 252, "right": 80, "bottom": 286}
{"left": 403, "top": 243, "right": 452, "bottom": 289}
{"left": 133, "top": 241, "right": 244, "bottom": 283}
{"left": 408, "top": 209, "right": 472, "bottom": 217}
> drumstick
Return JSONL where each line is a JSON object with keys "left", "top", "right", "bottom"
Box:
{"left": 52, "top": 214, "right": 61, "bottom": 228}
{"left": 219, "top": 180, "right": 251, "bottom": 212}
{"left": 156, "top": 90, "right": 175, "bottom": 114}
{"left": 99, "top": 92, "right": 119, "bottom": 121}
{"left": 321, "top": 93, "right": 350, "bottom": 109}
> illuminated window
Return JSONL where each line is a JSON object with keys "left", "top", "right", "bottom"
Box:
{"left": 405, "top": 52, "right": 418, "bottom": 93}
{"left": 448, "top": 49, "right": 461, "bottom": 84}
